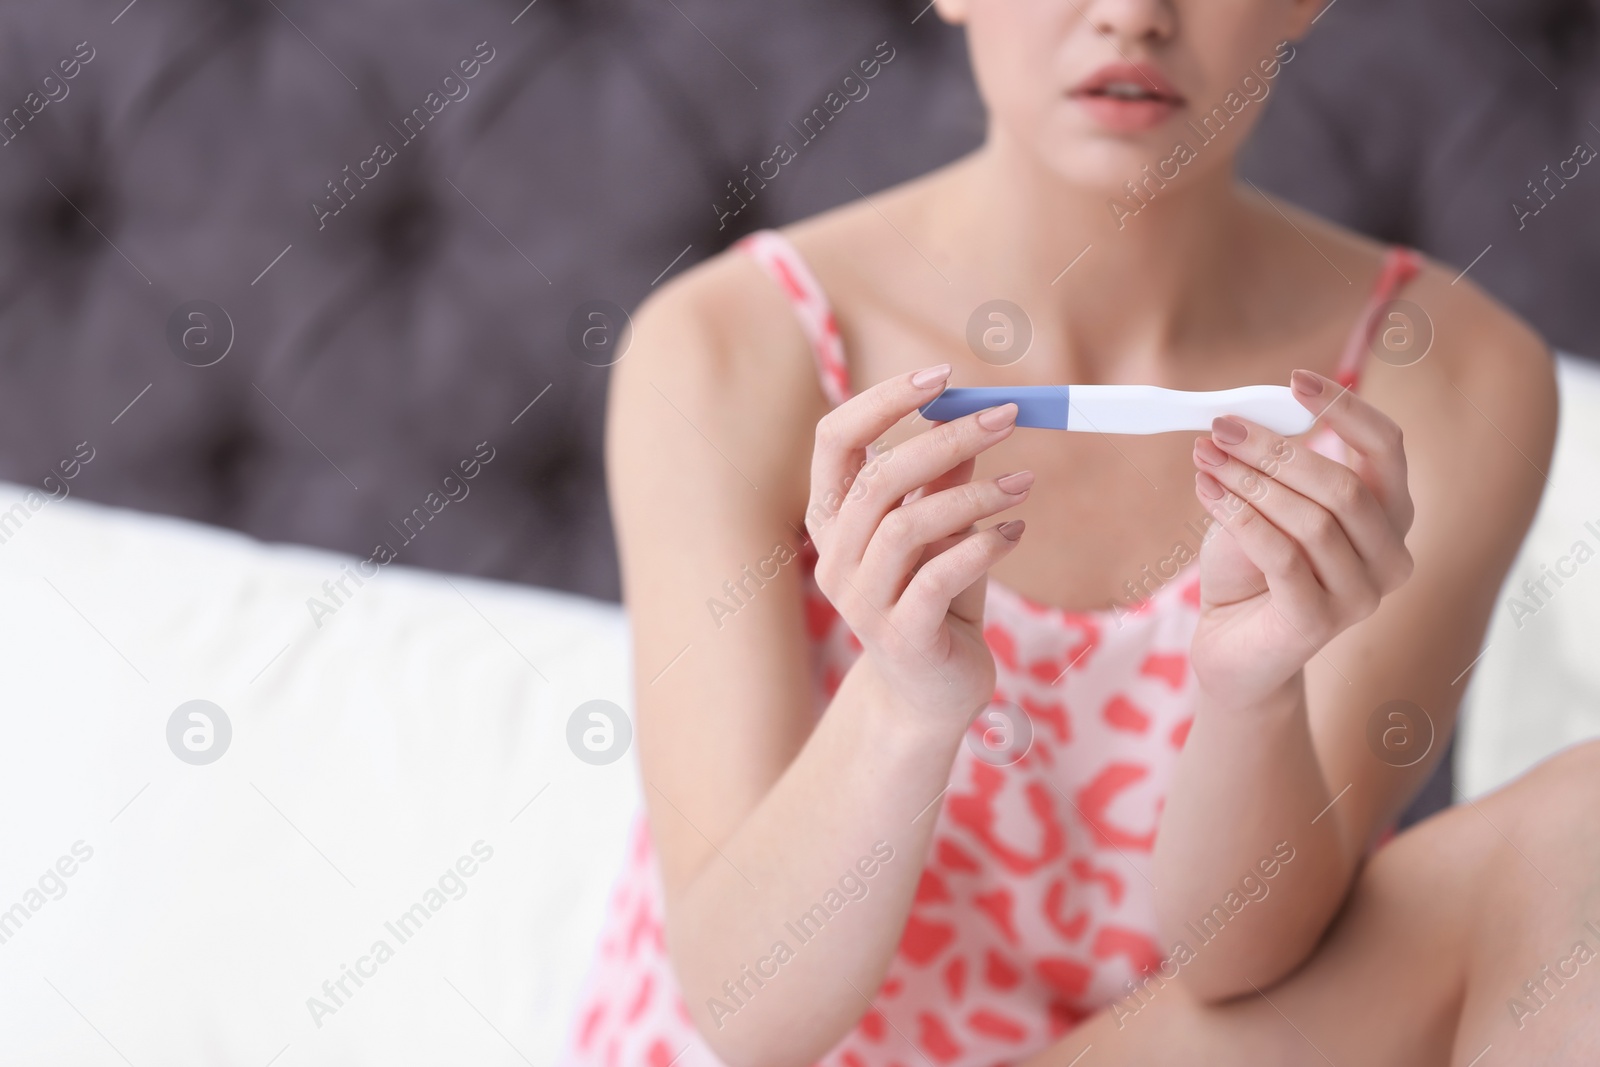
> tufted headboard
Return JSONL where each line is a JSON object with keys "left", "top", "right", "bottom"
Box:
{"left": 0, "top": 0, "right": 1593, "bottom": 602}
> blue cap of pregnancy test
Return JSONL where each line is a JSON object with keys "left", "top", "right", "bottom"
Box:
{"left": 919, "top": 386, "right": 1072, "bottom": 430}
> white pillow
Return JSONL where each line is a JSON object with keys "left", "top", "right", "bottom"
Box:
{"left": 1458, "top": 352, "right": 1600, "bottom": 796}
{"left": 0, "top": 485, "right": 638, "bottom": 1065}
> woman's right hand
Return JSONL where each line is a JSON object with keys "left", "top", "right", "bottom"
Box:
{"left": 806, "top": 363, "right": 1032, "bottom": 734}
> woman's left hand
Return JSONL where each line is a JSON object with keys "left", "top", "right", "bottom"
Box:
{"left": 1188, "top": 368, "right": 1416, "bottom": 710}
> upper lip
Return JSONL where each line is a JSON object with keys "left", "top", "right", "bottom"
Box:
{"left": 1069, "top": 61, "right": 1184, "bottom": 103}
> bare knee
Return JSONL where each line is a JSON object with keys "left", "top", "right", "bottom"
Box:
{"left": 1543, "top": 735, "right": 1600, "bottom": 783}
{"left": 1380, "top": 737, "right": 1600, "bottom": 900}
{"left": 1459, "top": 737, "right": 1600, "bottom": 903}
{"left": 1490, "top": 736, "right": 1600, "bottom": 828}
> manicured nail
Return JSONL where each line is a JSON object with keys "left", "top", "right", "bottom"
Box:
{"left": 1212, "top": 416, "right": 1247, "bottom": 445}
{"left": 912, "top": 364, "right": 952, "bottom": 389}
{"left": 996, "top": 470, "right": 1035, "bottom": 495}
{"left": 1193, "top": 438, "right": 1227, "bottom": 467}
{"left": 1195, "top": 471, "right": 1226, "bottom": 500}
{"left": 977, "top": 403, "right": 1018, "bottom": 431}
{"left": 997, "top": 519, "right": 1026, "bottom": 541}
{"left": 1291, "top": 369, "right": 1324, "bottom": 396}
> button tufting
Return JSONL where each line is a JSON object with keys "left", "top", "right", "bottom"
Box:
{"left": 1543, "top": 0, "right": 1597, "bottom": 63}
{"left": 210, "top": 0, "right": 276, "bottom": 30}
{"left": 368, "top": 186, "right": 441, "bottom": 265}
{"left": 203, "top": 425, "right": 257, "bottom": 500}
{"left": 32, "top": 178, "right": 110, "bottom": 254}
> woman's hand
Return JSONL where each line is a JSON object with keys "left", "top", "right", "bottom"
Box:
{"left": 1188, "top": 368, "right": 1416, "bottom": 710}
{"left": 808, "top": 364, "right": 1031, "bottom": 733}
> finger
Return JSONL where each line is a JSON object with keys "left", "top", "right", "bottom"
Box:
{"left": 902, "top": 455, "right": 976, "bottom": 507}
{"left": 1194, "top": 438, "right": 1374, "bottom": 609}
{"left": 858, "top": 471, "right": 1034, "bottom": 605}
{"left": 1194, "top": 470, "right": 1324, "bottom": 624}
{"left": 926, "top": 528, "right": 988, "bottom": 623}
{"left": 1288, "top": 368, "right": 1412, "bottom": 524}
{"left": 1206, "top": 417, "right": 1411, "bottom": 593}
{"left": 807, "top": 363, "right": 953, "bottom": 544}
{"left": 894, "top": 520, "right": 1025, "bottom": 636}
{"left": 825, "top": 402, "right": 1019, "bottom": 567}
{"left": 899, "top": 457, "right": 977, "bottom": 602}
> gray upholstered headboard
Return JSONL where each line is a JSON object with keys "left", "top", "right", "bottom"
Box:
{"left": 0, "top": 0, "right": 1593, "bottom": 602}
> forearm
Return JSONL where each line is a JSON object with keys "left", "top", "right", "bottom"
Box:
{"left": 667, "top": 657, "right": 964, "bottom": 1067}
{"left": 1151, "top": 675, "right": 1353, "bottom": 998}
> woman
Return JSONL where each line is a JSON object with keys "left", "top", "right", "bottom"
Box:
{"left": 563, "top": 0, "right": 1557, "bottom": 1063}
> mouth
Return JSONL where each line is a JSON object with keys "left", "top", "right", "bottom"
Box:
{"left": 1069, "top": 62, "right": 1185, "bottom": 131}
{"left": 1079, "top": 81, "right": 1176, "bottom": 102}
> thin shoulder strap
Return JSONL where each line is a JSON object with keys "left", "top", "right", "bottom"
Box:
{"left": 735, "top": 229, "right": 852, "bottom": 407}
{"left": 1333, "top": 246, "right": 1424, "bottom": 390}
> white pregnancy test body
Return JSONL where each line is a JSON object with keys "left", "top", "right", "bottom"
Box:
{"left": 919, "top": 385, "right": 1316, "bottom": 437}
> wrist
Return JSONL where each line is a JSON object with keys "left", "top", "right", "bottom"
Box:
{"left": 1197, "top": 670, "right": 1305, "bottom": 720}
{"left": 843, "top": 656, "right": 968, "bottom": 760}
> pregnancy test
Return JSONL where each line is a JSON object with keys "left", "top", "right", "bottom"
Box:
{"left": 919, "top": 385, "right": 1315, "bottom": 437}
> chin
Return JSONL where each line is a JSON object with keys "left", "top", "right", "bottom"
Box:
{"left": 1030, "top": 117, "right": 1186, "bottom": 193}
{"left": 1000, "top": 98, "right": 1244, "bottom": 209}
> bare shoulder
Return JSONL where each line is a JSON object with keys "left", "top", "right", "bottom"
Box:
{"left": 607, "top": 241, "right": 829, "bottom": 528}
{"left": 619, "top": 240, "right": 825, "bottom": 423}
{"left": 1363, "top": 251, "right": 1555, "bottom": 468}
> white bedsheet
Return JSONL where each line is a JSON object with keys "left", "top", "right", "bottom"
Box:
{"left": 0, "top": 489, "right": 639, "bottom": 1066}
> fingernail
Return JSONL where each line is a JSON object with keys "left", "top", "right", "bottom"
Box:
{"left": 1193, "top": 438, "right": 1227, "bottom": 467}
{"left": 1212, "top": 416, "right": 1247, "bottom": 445}
{"left": 912, "top": 364, "right": 952, "bottom": 389}
{"left": 1291, "top": 369, "right": 1324, "bottom": 396}
{"left": 997, "top": 519, "right": 1025, "bottom": 541}
{"left": 996, "top": 470, "right": 1035, "bottom": 495}
{"left": 1195, "top": 471, "right": 1226, "bottom": 500}
{"left": 977, "top": 403, "right": 1018, "bottom": 431}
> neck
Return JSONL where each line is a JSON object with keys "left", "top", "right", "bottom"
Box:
{"left": 941, "top": 126, "right": 1258, "bottom": 382}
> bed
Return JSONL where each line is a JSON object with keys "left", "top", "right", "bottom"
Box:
{"left": 0, "top": 357, "right": 1594, "bottom": 1064}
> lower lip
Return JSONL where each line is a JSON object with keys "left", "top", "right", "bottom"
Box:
{"left": 1071, "top": 93, "right": 1180, "bottom": 133}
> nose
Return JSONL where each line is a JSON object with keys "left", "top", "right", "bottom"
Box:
{"left": 1082, "top": 0, "right": 1175, "bottom": 45}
